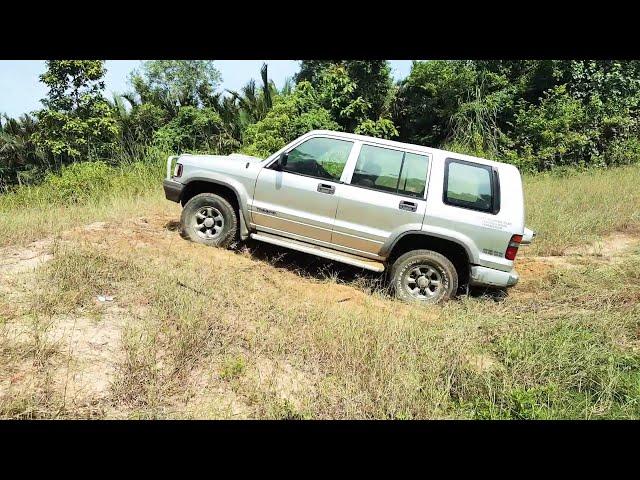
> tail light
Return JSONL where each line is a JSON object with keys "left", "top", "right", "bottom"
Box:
{"left": 173, "top": 163, "right": 183, "bottom": 178}
{"left": 505, "top": 234, "right": 523, "bottom": 261}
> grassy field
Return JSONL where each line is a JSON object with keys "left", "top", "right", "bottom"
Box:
{"left": 1, "top": 162, "right": 639, "bottom": 419}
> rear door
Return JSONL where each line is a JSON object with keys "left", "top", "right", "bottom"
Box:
{"left": 251, "top": 135, "right": 354, "bottom": 243}
{"left": 331, "top": 142, "right": 431, "bottom": 256}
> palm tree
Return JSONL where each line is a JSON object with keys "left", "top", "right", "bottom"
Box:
{"left": 226, "top": 63, "right": 278, "bottom": 124}
{"left": 206, "top": 91, "right": 244, "bottom": 144}
{"left": 0, "top": 113, "right": 46, "bottom": 187}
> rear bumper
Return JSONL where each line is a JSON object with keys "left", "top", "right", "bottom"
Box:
{"left": 163, "top": 179, "right": 183, "bottom": 203}
{"left": 470, "top": 265, "right": 519, "bottom": 288}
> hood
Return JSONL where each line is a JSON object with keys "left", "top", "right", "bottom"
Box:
{"left": 181, "top": 152, "right": 264, "bottom": 163}
{"left": 228, "top": 153, "right": 264, "bottom": 163}
{"left": 179, "top": 152, "right": 264, "bottom": 170}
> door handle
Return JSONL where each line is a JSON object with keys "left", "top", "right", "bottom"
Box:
{"left": 317, "top": 183, "right": 335, "bottom": 194}
{"left": 399, "top": 200, "right": 417, "bottom": 212}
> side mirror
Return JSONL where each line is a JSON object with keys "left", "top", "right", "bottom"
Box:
{"left": 275, "top": 152, "right": 288, "bottom": 170}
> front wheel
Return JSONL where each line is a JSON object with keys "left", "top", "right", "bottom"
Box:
{"left": 390, "top": 250, "right": 458, "bottom": 303}
{"left": 180, "top": 193, "right": 238, "bottom": 248}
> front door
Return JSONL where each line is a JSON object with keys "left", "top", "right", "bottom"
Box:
{"left": 251, "top": 136, "right": 354, "bottom": 243}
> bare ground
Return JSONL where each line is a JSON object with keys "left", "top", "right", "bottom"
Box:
{"left": 1, "top": 213, "right": 639, "bottom": 418}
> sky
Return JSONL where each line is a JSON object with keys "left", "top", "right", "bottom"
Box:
{"left": 0, "top": 60, "right": 413, "bottom": 118}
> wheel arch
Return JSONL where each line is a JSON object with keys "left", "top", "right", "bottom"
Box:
{"left": 386, "top": 231, "right": 472, "bottom": 288}
{"left": 180, "top": 178, "right": 249, "bottom": 239}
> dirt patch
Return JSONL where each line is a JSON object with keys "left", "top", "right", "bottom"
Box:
{"left": 0, "top": 239, "right": 54, "bottom": 275}
{"left": 516, "top": 230, "right": 640, "bottom": 284}
{"left": 180, "top": 360, "right": 254, "bottom": 419}
{"left": 45, "top": 306, "right": 129, "bottom": 407}
{"left": 466, "top": 353, "right": 501, "bottom": 373}
{"left": 1, "top": 303, "right": 131, "bottom": 416}
{"left": 253, "top": 357, "right": 317, "bottom": 413}
{"left": 2, "top": 213, "right": 638, "bottom": 418}
{"left": 515, "top": 257, "right": 554, "bottom": 281}
{"left": 564, "top": 231, "right": 640, "bottom": 257}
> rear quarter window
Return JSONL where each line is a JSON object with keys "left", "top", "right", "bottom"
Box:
{"left": 443, "top": 159, "right": 499, "bottom": 214}
{"left": 350, "top": 144, "right": 429, "bottom": 198}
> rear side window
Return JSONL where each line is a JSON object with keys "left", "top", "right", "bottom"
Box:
{"left": 444, "top": 159, "right": 499, "bottom": 213}
{"left": 351, "top": 144, "right": 428, "bottom": 198}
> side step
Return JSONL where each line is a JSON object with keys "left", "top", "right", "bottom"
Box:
{"left": 250, "top": 232, "right": 385, "bottom": 272}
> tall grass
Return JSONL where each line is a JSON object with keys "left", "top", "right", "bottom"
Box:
{"left": 523, "top": 165, "right": 640, "bottom": 255}
{"left": 0, "top": 145, "right": 169, "bottom": 247}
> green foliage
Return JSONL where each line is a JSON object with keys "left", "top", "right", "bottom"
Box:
{"left": 152, "top": 106, "right": 227, "bottom": 153}
{"left": 394, "top": 59, "right": 640, "bottom": 171}
{"left": 226, "top": 63, "right": 277, "bottom": 124}
{"left": 504, "top": 85, "right": 594, "bottom": 171}
{"left": 220, "top": 355, "right": 246, "bottom": 380}
{"left": 0, "top": 114, "right": 45, "bottom": 187}
{"left": 242, "top": 82, "right": 340, "bottom": 157}
{"left": 33, "top": 60, "right": 119, "bottom": 161}
{"left": 354, "top": 118, "right": 398, "bottom": 139}
{"left": 393, "top": 60, "right": 479, "bottom": 146}
{"left": 42, "top": 160, "right": 115, "bottom": 203}
{"left": 316, "top": 64, "right": 370, "bottom": 132}
{"left": 130, "top": 60, "right": 222, "bottom": 112}
{"left": 310, "top": 61, "right": 397, "bottom": 136}
{"left": 4, "top": 59, "right": 640, "bottom": 191}
{"left": 125, "top": 102, "right": 169, "bottom": 145}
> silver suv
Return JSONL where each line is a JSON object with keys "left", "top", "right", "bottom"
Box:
{"left": 163, "top": 130, "right": 535, "bottom": 303}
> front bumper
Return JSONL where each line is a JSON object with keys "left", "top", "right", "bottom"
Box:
{"left": 470, "top": 265, "right": 519, "bottom": 288}
{"left": 163, "top": 179, "right": 183, "bottom": 203}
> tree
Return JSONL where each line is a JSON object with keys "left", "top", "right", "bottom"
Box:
{"left": 0, "top": 113, "right": 45, "bottom": 186}
{"left": 341, "top": 60, "right": 393, "bottom": 121}
{"left": 130, "top": 60, "right": 222, "bottom": 113}
{"left": 152, "top": 106, "right": 231, "bottom": 154}
{"left": 392, "top": 60, "right": 480, "bottom": 146}
{"left": 294, "top": 60, "right": 336, "bottom": 84}
{"left": 242, "top": 81, "right": 340, "bottom": 157}
{"left": 108, "top": 93, "right": 168, "bottom": 153}
{"left": 297, "top": 60, "right": 397, "bottom": 137}
{"left": 226, "top": 63, "right": 277, "bottom": 124}
{"left": 33, "top": 60, "right": 119, "bottom": 162}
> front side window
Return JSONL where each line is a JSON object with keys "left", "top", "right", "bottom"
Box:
{"left": 282, "top": 137, "right": 353, "bottom": 181}
{"left": 351, "top": 145, "right": 428, "bottom": 198}
{"left": 444, "top": 159, "right": 495, "bottom": 213}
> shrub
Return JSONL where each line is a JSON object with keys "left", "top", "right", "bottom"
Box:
{"left": 153, "top": 106, "right": 225, "bottom": 154}
{"left": 502, "top": 85, "right": 594, "bottom": 171}
{"left": 43, "top": 161, "right": 114, "bottom": 203}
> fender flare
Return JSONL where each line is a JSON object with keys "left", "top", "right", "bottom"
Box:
{"left": 381, "top": 229, "right": 477, "bottom": 264}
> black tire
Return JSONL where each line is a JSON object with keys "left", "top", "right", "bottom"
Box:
{"left": 390, "top": 249, "right": 458, "bottom": 303}
{"left": 180, "top": 193, "right": 238, "bottom": 248}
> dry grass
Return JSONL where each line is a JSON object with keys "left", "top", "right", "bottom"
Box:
{"left": 1, "top": 165, "right": 640, "bottom": 419}
{"left": 523, "top": 165, "right": 640, "bottom": 256}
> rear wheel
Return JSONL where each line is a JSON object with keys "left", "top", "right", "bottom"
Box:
{"left": 180, "top": 193, "right": 238, "bottom": 248}
{"left": 390, "top": 249, "right": 458, "bottom": 303}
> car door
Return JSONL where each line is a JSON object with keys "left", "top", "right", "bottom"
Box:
{"left": 251, "top": 135, "right": 355, "bottom": 244}
{"left": 332, "top": 143, "right": 431, "bottom": 256}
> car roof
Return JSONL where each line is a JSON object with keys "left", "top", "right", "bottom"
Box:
{"left": 303, "top": 129, "right": 512, "bottom": 170}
